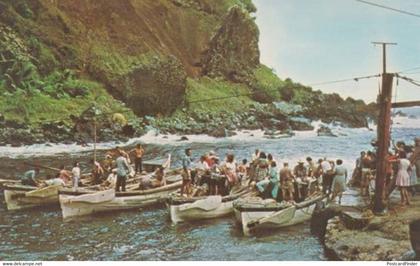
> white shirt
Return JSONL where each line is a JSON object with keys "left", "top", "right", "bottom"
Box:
{"left": 45, "top": 178, "right": 65, "bottom": 186}
{"left": 72, "top": 167, "right": 81, "bottom": 178}
{"left": 197, "top": 161, "right": 210, "bottom": 170}
{"left": 225, "top": 162, "right": 236, "bottom": 171}
{"left": 321, "top": 161, "right": 332, "bottom": 172}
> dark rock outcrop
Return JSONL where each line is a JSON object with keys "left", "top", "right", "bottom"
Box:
{"left": 110, "top": 55, "right": 187, "bottom": 116}
{"left": 202, "top": 6, "right": 260, "bottom": 83}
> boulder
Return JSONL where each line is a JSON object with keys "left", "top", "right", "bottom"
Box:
{"left": 289, "top": 116, "right": 314, "bottom": 131}
{"left": 273, "top": 101, "right": 304, "bottom": 115}
{"left": 208, "top": 127, "right": 235, "bottom": 138}
{"left": 317, "top": 125, "right": 337, "bottom": 137}
{"left": 107, "top": 55, "right": 187, "bottom": 117}
{"left": 179, "top": 136, "right": 189, "bottom": 141}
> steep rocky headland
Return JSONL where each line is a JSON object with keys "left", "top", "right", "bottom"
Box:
{"left": 0, "top": 0, "right": 377, "bottom": 146}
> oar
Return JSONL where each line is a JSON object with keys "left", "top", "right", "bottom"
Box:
{"left": 0, "top": 178, "right": 20, "bottom": 184}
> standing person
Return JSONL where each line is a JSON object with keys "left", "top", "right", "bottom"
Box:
{"left": 385, "top": 152, "right": 397, "bottom": 187}
{"left": 223, "top": 153, "right": 238, "bottom": 187}
{"left": 293, "top": 161, "right": 307, "bottom": 178}
{"left": 360, "top": 151, "right": 373, "bottom": 196}
{"left": 71, "top": 162, "right": 81, "bottom": 190}
{"left": 115, "top": 146, "right": 130, "bottom": 163}
{"left": 237, "top": 159, "right": 248, "bottom": 181}
{"left": 115, "top": 150, "right": 130, "bottom": 192}
{"left": 410, "top": 137, "right": 420, "bottom": 179}
{"left": 205, "top": 151, "right": 218, "bottom": 168}
{"left": 306, "top": 157, "right": 316, "bottom": 177}
{"left": 321, "top": 158, "right": 333, "bottom": 194}
{"left": 350, "top": 151, "right": 365, "bottom": 187}
{"left": 102, "top": 154, "right": 114, "bottom": 175}
{"left": 255, "top": 152, "right": 269, "bottom": 182}
{"left": 331, "top": 159, "right": 348, "bottom": 204}
{"left": 252, "top": 149, "right": 260, "bottom": 162}
{"left": 91, "top": 159, "right": 105, "bottom": 184}
{"left": 294, "top": 160, "right": 308, "bottom": 200}
{"left": 131, "top": 144, "right": 145, "bottom": 174}
{"left": 181, "top": 148, "right": 193, "bottom": 197}
{"left": 20, "top": 168, "right": 40, "bottom": 186}
{"left": 314, "top": 159, "right": 323, "bottom": 190}
{"left": 280, "top": 162, "right": 295, "bottom": 202}
{"left": 395, "top": 151, "right": 411, "bottom": 206}
{"left": 267, "top": 154, "right": 275, "bottom": 168}
{"left": 59, "top": 165, "right": 71, "bottom": 184}
{"left": 257, "top": 161, "right": 279, "bottom": 199}
{"left": 409, "top": 162, "right": 417, "bottom": 196}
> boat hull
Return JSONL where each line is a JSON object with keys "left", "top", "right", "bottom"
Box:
{"left": 59, "top": 181, "right": 182, "bottom": 219}
{"left": 168, "top": 187, "right": 254, "bottom": 224}
{"left": 4, "top": 186, "right": 59, "bottom": 211}
{"left": 234, "top": 195, "right": 325, "bottom": 235}
{"left": 169, "top": 198, "right": 234, "bottom": 224}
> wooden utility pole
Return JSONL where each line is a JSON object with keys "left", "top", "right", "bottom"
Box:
{"left": 372, "top": 42, "right": 396, "bottom": 213}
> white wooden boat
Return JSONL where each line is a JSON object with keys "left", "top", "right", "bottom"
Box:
{"left": 3, "top": 184, "right": 63, "bottom": 210}
{"left": 168, "top": 186, "right": 255, "bottom": 224}
{"left": 59, "top": 175, "right": 182, "bottom": 219}
{"left": 233, "top": 193, "right": 326, "bottom": 235}
{"left": 2, "top": 172, "right": 107, "bottom": 211}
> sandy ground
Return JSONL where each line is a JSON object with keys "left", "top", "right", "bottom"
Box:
{"left": 324, "top": 188, "right": 420, "bottom": 260}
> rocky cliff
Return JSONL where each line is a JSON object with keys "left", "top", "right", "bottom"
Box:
{"left": 0, "top": 0, "right": 377, "bottom": 145}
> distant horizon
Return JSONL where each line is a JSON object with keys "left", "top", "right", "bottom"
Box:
{"left": 253, "top": 0, "right": 420, "bottom": 104}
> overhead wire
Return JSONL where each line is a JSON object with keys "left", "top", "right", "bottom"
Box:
{"left": 395, "top": 74, "right": 420, "bottom": 87}
{"left": 355, "top": 0, "right": 420, "bottom": 19}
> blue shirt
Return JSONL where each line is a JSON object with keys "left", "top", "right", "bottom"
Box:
{"left": 116, "top": 156, "right": 130, "bottom": 177}
{"left": 182, "top": 155, "right": 192, "bottom": 170}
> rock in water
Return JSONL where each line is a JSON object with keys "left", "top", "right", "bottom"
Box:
{"left": 179, "top": 136, "right": 189, "bottom": 141}
{"left": 317, "top": 125, "right": 337, "bottom": 137}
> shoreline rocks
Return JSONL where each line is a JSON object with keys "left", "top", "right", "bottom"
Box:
{"left": 0, "top": 101, "right": 371, "bottom": 146}
{"left": 324, "top": 193, "right": 420, "bottom": 261}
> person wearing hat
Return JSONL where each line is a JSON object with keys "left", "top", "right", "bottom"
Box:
{"left": 205, "top": 151, "right": 218, "bottom": 168}
{"left": 293, "top": 160, "right": 307, "bottom": 178}
{"left": 102, "top": 153, "right": 114, "bottom": 176}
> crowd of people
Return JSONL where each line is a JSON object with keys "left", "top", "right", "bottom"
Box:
{"left": 18, "top": 144, "right": 149, "bottom": 192}
{"left": 179, "top": 148, "right": 348, "bottom": 204}
{"left": 20, "top": 137, "right": 419, "bottom": 206}
{"left": 351, "top": 137, "right": 419, "bottom": 206}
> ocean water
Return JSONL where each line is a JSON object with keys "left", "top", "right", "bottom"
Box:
{"left": 0, "top": 107, "right": 418, "bottom": 261}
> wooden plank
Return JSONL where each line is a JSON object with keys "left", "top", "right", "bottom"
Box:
{"left": 392, "top": 101, "right": 420, "bottom": 108}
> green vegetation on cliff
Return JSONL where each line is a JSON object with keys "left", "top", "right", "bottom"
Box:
{"left": 0, "top": 0, "right": 377, "bottom": 145}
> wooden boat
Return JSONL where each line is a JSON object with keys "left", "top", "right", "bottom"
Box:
{"left": 3, "top": 184, "right": 63, "bottom": 210}
{"left": 233, "top": 193, "right": 326, "bottom": 235}
{"left": 59, "top": 172, "right": 182, "bottom": 219}
{"left": 167, "top": 186, "right": 255, "bottom": 224}
{"left": 2, "top": 171, "right": 163, "bottom": 211}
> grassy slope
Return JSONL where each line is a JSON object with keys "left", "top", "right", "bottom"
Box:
{"left": 184, "top": 77, "right": 254, "bottom": 114}
{"left": 0, "top": 79, "right": 133, "bottom": 126}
